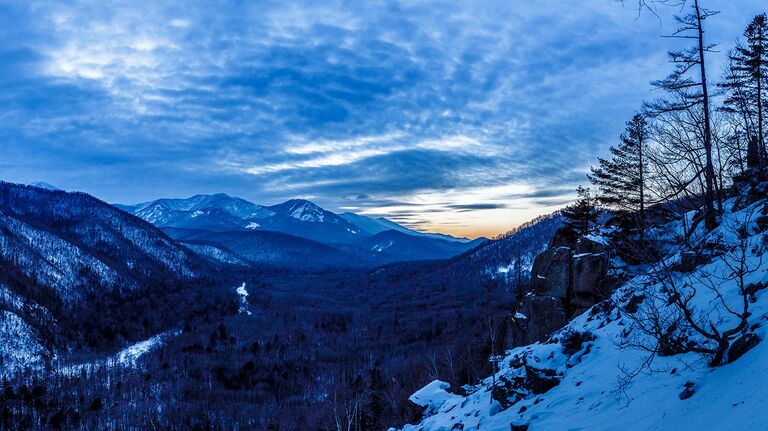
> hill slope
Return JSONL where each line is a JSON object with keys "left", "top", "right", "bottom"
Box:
{"left": 0, "top": 182, "right": 210, "bottom": 374}
{"left": 396, "top": 192, "right": 768, "bottom": 431}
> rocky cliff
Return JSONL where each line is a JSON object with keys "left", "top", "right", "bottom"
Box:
{"left": 503, "top": 233, "right": 615, "bottom": 348}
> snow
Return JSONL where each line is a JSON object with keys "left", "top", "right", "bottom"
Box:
{"left": 236, "top": 282, "right": 252, "bottom": 315}
{"left": 60, "top": 330, "right": 179, "bottom": 376}
{"left": 287, "top": 201, "right": 325, "bottom": 222}
{"left": 245, "top": 222, "right": 261, "bottom": 229}
{"left": 372, "top": 240, "right": 394, "bottom": 252}
{"left": 28, "top": 181, "right": 60, "bottom": 191}
{"left": 115, "top": 332, "right": 173, "bottom": 366}
{"left": 585, "top": 233, "right": 609, "bottom": 245}
{"left": 409, "top": 380, "right": 458, "bottom": 413}
{"left": 396, "top": 195, "right": 768, "bottom": 431}
{"left": 497, "top": 264, "right": 513, "bottom": 274}
{"left": 0, "top": 310, "right": 48, "bottom": 376}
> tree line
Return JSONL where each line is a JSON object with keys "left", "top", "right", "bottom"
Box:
{"left": 562, "top": 6, "right": 767, "bottom": 244}
{"left": 559, "top": 2, "right": 768, "bottom": 373}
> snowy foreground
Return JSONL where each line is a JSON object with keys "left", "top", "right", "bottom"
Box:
{"left": 396, "top": 198, "right": 768, "bottom": 431}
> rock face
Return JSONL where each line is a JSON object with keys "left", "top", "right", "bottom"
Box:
{"left": 505, "top": 234, "right": 612, "bottom": 348}
{"left": 515, "top": 295, "right": 568, "bottom": 346}
{"left": 532, "top": 247, "right": 572, "bottom": 298}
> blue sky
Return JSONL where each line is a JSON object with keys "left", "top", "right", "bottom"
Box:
{"left": 1, "top": 0, "right": 765, "bottom": 237}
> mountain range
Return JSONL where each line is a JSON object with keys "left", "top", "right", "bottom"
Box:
{"left": 117, "top": 193, "right": 486, "bottom": 267}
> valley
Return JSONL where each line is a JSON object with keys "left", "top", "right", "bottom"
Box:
{"left": 0, "top": 181, "right": 558, "bottom": 429}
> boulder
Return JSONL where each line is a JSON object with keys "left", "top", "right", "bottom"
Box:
{"left": 574, "top": 236, "right": 607, "bottom": 255}
{"left": 514, "top": 236, "right": 613, "bottom": 349}
{"left": 524, "top": 366, "right": 560, "bottom": 394}
{"left": 673, "top": 251, "right": 707, "bottom": 273}
{"left": 401, "top": 399, "right": 424, "bottom": 425}
{"left": 491, "top": 375, "right": 524, "bottom": 409}
{"left": 502, "top": 312, "right": 529, "bottom": 351}
{"left": 679, "top": 381, "right": 695, "bottom": 400}
{"left": 727, "top": 333, "right": 761, "bottom": 363}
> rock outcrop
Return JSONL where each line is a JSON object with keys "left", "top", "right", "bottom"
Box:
{"left": 505, "top": 234, "right": 613, "bottom": 348}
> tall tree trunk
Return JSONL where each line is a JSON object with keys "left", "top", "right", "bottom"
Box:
{"left": 695, "top": 0, "right": 717, "bottom": 230}
{"left": 758, "top": 59, "right": 766, "bottom": 165}
{"left": 639, "top": 131, "right": 646, "bottom": 242}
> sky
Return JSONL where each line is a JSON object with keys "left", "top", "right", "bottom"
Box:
{"left": 1, "top": 0, "right": 765, "bottom": 238}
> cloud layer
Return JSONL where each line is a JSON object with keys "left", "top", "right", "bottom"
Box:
{"left": 1, "top": 0, "right": 765, "bottom": 237}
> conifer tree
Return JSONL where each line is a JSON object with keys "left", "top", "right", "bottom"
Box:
{"left": 735, "top": 14, "right": 768, "bottom": 164}
{"left": 589, "top": 114, "right": 649, "bottom": 239}
{"left": 561, "top": 186, "right": 599, "bottom": 239}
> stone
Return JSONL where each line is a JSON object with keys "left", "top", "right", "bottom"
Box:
{"left": 574, "top": 236, "right": 607, "bottom": 255}
{"left": 679, "top": 381, "right": 695, "bottom": 400}
{"left": 524, "top": 366, "right": 560, "bottom": 394}
{"left": 727, "top": 333, "right": 761, "bottom": 363}
{"left": 402, "top": 399, "right": 425, "bottom": 425}
{"left": 491, "top": 376, "right": 524, "bottom": 410}
{"left": 675, "top": 251, "right": 699, "bottom": 273}
{"left": 570, "top": 252, "right": 609, "bottom": 315}
{"left": 559, "top": 329, "right": 596, "bottom": 355}
{"left": 502, "top": 312, "right": 530, "bottom": 351}
{"left": 623, "top": 294, "right": 645, "bottom": 314}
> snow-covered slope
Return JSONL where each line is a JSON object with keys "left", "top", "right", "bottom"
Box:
{"left": 28, "top": 181, "right": 60, "bottom": 191}
{"left": 117, "top": 193, "right": 273, "bottom": 231}
{"left": 0, "top": 309, "right": 49, "bottom": 376}
{"left": 0, "top": 181, "right": 206, "bottom": 374}
{"left": 354, "top": 229, "right": 484, "bottom": 261}
{"left": 268, "top": 199, "right": 340, "bottom": 224}
{"left": 120, "top": 193, "right": 272, "bottom": 220}
{"left": 0, "top": 182, "right": 201, "bottom": 297}
{"left": 396, "top": 195, "right": 768, "bottom": 431}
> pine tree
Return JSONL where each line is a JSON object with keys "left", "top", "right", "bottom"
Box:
{"left": 720, "top": 55, "right": 758, "bottom": 168}
{"left": 589, "top": 114, "right": 649, "bottom": 239}
{"left": 735, "top": 14, "right": 768, "bottom": 165}
{"left": 561, "top": 186, "right": 598, "bottom": 239}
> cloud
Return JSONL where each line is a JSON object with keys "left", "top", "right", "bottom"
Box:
{"left": 446, "top": 203, "right": 508, "bottom": 211}
{"left": 2, "top": 0, "right": 765, "bottom": 237}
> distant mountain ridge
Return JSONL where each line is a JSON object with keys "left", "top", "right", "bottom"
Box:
{"left": 119, "top": 194, "right": 471, "bottom": 241}
{"left": 338, "top": 212, "right": 472, "bottom": 243}
{"left": 117, "top": 193, "right": 482, "bottom": 264}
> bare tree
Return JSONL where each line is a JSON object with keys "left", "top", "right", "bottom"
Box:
{"left": 643, "top": 0, "right": 719, "bottom": 230}
{"left": 617, "top": 207, "right": 763, "bottom": 370}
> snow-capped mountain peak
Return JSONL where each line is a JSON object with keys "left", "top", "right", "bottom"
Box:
{"left": 269, "top": 199, "right": 329, "bottom": 223}
{"left": 28, "top": 181, "right": 60, "bottom": 191}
